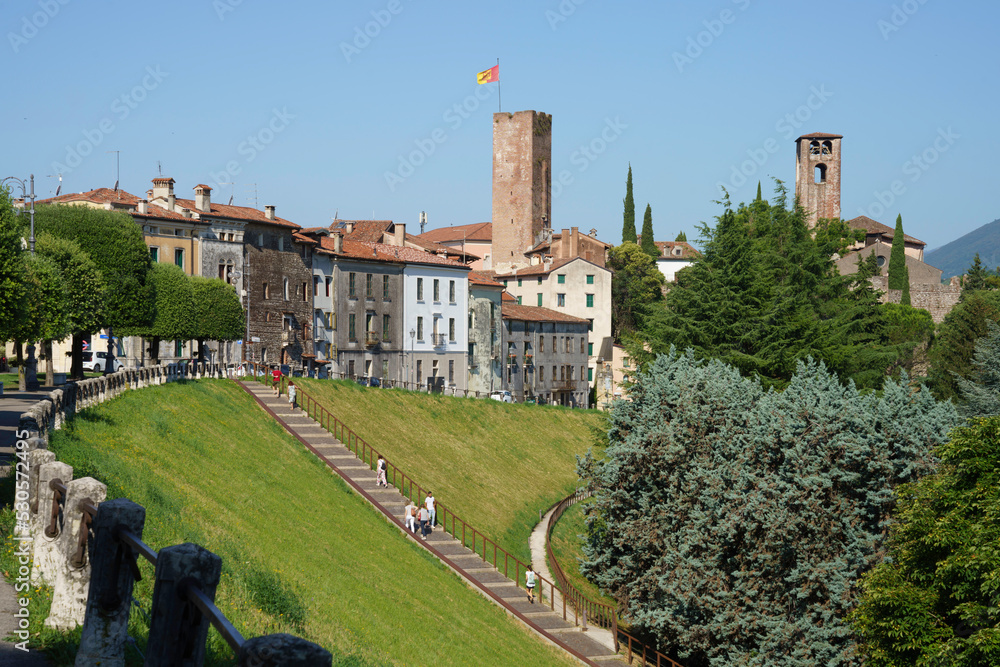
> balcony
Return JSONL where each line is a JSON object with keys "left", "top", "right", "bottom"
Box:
{"left": 524, "top": 354, "right": 534, "bottom": 366}
{"left": 432, "top": 333, "right": 447, "bottom": 348}
{"left": 281, "top": 331, "right": 290, "bottom": 344}
{"left": 365, "top": 331, "right": 380, "bottom": 348}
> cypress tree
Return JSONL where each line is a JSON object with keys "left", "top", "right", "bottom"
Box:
{"left": 888, "top": 214, "right": 909, "bottom": 295}
{"left": 963, "top": 252, "right": 988, "bottom": 293}
{"left": 640, "top": 204, "right": 657, "bottom": 258}
{"left": 755, "top": 181, "right": 763, "bottom": 202}
{"left": 622, "top": 164, "right": 636, "bottom": 244}
{"left": 674, "top": 231, "right": 687, "bottom": 242}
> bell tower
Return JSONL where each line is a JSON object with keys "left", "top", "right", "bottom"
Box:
{"left": 794, "top": 132, "right": 842, "bottom": 227}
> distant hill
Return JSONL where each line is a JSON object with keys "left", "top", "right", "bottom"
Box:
{"left": 926, "top": 217, "right": 1000, "bottom": 279}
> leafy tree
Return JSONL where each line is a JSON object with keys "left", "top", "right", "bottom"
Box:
{"left": 142, "top": 263, "right": 195, "bottom": 365}
{"left": 579, "top": 350, "right": 958, "bottom": 667}
{"left": 622, "top": 164, "right": 636, "bottom": 244}
{"left": 12, "top": 253, "right": 67, "bottom": 385}
{"left": 0, "top": 187, "right": 26, "bottom": 343}
{"left": 952, "top": 321, "right": 1000, "bottom": 417}
{"left": 883, "top": 302, "right": 935, "bottom": 378}
{"left": 927, "top": 289, "right": 1000, "bottom": 401}
{"left": 191, "top": 276, "right": 245, "bottom": 361}
{"left": 674, "top": 231, "right": 687, "bottom": 242}
{"left": 608, "top": 242, "right": 666, "bottom": 341}
{"left": 34, "top": 204, "right": 153, "bottom": 377}
{"left": 852, "top": 417, "right": 1000, "bottom": 666}
{"left": 639, "top": 204, "right": 657, "bottom": 258}
{"left": 888, "top": 214, "right": 910, "bottom": 297}
{"left": 962, "top": 252, "right": 989, "bottom": 293}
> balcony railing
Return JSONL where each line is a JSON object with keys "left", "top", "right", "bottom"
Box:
{"left": 365, "top": 331, "right": 380, "bottom": 347}
{"left": 432, "top": 333, "right": 447, "bottom": 347}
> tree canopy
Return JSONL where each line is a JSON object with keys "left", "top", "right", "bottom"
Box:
{"left": 622, "top": 164, "right": 636, "bottom": 244}
{"left": 0, "top": 187, "right": 26, "bottom": 342}
{"left": 608, "top": 242, "right": 665, "bottom": 342}
{"left": 35, "top": 232, "right": 105, "bottom": 340}
{"left": 191, "top": 276, "right": 245, "bottom": 355}
{"left": 927, "top": 289, "right": 1000, "bottom": 401}
{"left": 143, "top": 263, "right": 196, "bottom": 357}
{"left": 640, "top": 203, "right": 657, "bottom": 258}
{"left": 579, "top": 350, "right": 959, "bottom": 667}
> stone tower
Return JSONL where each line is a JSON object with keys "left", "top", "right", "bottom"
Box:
{"left": 794, "top": 132, "right": 842, "bottom": 227}
{"left": 491, "top": 110, "right": 552, "bottom": 273}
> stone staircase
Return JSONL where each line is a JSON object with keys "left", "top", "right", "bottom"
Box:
{"left": 238, "top": 380, "right": 627, "bottom": 666}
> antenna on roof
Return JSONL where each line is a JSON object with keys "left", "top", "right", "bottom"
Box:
{"left": 217, "top": 181, "right": 235, "bottom": 205}
{"left": 333, "top": 209, "right": 338, "bottom": 220}
{"left": 420, "top": 211, "right": 427, "bottom": 234}
{"left": 107, "top": 150, "right": 120, "bottom": 195}
{"left": 157, "top": 161, "right": 162, "bottom": 176}
{"left": 47, "top": 173, "right": 62, "bottom": 196}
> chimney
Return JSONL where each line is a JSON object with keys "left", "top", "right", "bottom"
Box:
{"left": 146, "top": 189, "right": 153, "bottom": 199}
{"left": 181, "top": 207, "right": 192, "bottom": 219}
{"left": 419, "top": 211, "right": 427, "bottom": 235}
{"left": 394, "top": 222, "right": 406, "bottom": 247}
{"left": 167, "top": 194, "right": 176, "bottom": 211}
{"left": 333, "top": 232, "right": 343, "bottom": 254}
{"left": 137, "top": 199, "right": 148, "bottom": 215}
{"left": 151, "top": 177, "right": 175, "bottom": 201}
{"left": 570, "top": 226, "right": 579, "bottom": 258}
{"left": 264, "top": 205, "right": 276, "bottom": 220}
{"left": 345, "top": 221, "right": 354, "bottom": 235}
{"left": 194, "top": 184, "right": 212, "bottom": 212}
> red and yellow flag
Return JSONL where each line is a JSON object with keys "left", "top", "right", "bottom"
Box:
{"left": 476, "top": 65, "right": 499, "bottom": 84}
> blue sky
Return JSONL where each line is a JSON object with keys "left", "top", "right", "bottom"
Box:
{"left": 3, "top": 0, "right": 997, "bottom": 252}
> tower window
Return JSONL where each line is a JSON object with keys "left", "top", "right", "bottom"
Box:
{"left": 821, "top": 140, "right": 833, "bottom": 156}
{"left": 809, "top": 140, "right": 821, "bottom": 156}
{"left": 815, "top": 163, "right": 827, "bottom": 184}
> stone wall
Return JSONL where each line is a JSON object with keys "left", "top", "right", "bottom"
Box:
{"left": 871, "top": 275, "right": 962, "bottom": 323}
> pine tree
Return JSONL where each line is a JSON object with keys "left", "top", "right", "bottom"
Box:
{"left": 888, "top": 214, "right": 909, "bottom": 296}
{"left": 674, "top": 231, "right": 687, "bottom": 242}
{"left": 954, "top": 321, "right": 1000, "bottom": 417}
{"left": 640, "top": 204, "right": 657, "bottom": 258}
{"left": 927, "top": 289, "right": 1000, "bottom": 401}
{"left": 963, "top": 252, "right": 988, "bottom": 293}
{"left": 622, "top": 164, "right": 636, "bottom": 244}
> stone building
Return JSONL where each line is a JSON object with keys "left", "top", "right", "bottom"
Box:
{"left": 501, "top": 303, "right": 590, "bottom": 407}
{"left": 467, "top": 271, "right": 504, "bottom": 396}
{"left": 525, "top": 226, "right": 610, "bottom": 268}
{"left": 795, "top": 132, "right": 842, "bottom": 227}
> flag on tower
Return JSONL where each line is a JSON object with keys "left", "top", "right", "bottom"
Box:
{"left": 477, "top": 65, "right": 499, "bottom": 84}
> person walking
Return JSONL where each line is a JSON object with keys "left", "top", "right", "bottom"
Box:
{"left": 376, "top": 456, "right": 388, "bottom": 488}
{"left": 271, "top": 365, "right": 281, "bottom": 391}
{"left": 525, "top": 565, "right": 537, "bottom": 604}
{"left": 418, "top": 505, "right": 430, "bottom": 540}
{"left": 425, "top": 491, "right": 436, "bottom": 529}
{"left": 404, "top": 500, "right": 417, "bottom": 533}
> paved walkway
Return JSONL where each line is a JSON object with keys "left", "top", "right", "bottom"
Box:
{"left": 0, "top": 387, "right": 52, "bottom": 467}
{"left": 237, "top": 380, "right": 627, "bottom": 666}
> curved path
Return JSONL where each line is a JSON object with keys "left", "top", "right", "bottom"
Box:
{"left": 237, "top": 380, "right": 627, "bottom": 666}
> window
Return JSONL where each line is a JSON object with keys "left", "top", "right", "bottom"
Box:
{"left": 581, "top": 338, "right": 586, "bottom": 354}
{"left": 588, "top": 367, "right": 593, "bottom": 381}
{"left": 383, "top": 314, "right": 390, "bottom": 341}
{"left": 349, "top": 360, "right": 355, "bottom": 377}
{"left": 516, "top": 296, "right": 522, "bottom": 305}
{"left": 349, "top": 273, "right": 356, "bottom": 297}
{"left": 174, "top": 340, "right": 183, "bottom": 357}
{"left": 278, "top": 236, "right": 284, "bottom": 252}
{"left": 417, "top": 277, "right": 424, "bottom": 301}
{"left": 586, "top": 294, "right": 594, "bottom": 308}
{"left": 325, "top": 276, "right": 332, "bottom": 297}
{"left": 503, "top": 280, "right": 508, "bottom": 288}
{"left": 383, "top": 275, "right": 390, "bottom": 300}
{"left": 815, "top": 163, "right": 827, "bottom": 184}
{"left": 449, "top": 318, "right": 455, "bottom": 341}
{"left": 552, "top": 365, "right": 557, "bottom": 382}
{"left": 557, "top": 274, "right": 565, "bottom": 284}
{"left": 538, "top": 277, "right": 543, "bottom": 285}
{"left": 540, "top": 337, "right": 545, "bottom": 353}
{"left": 557, "top": 294, "right": 566, "bottom": 307}
{"left": 517, "top": 278, "right": 523, "bottom": 287}
{"left": 565, "top": 337, "right": 571, "bottom": 353}
{"left": 560, "top": 366, "right": 565, "bottom": 381}
{"left": 283, "top": 277, "right": 289, "bottom": 300}
{"left": 552, "top": 335, "right": 556, "bottom": 351}
{"left": 433, "top": 279, "right": 440, "bottom": 302}
{"left": 449, "top": 360, "right": 454, "bottom": 384}
{"left": 588, "top": 342, "right": 594, "bottom": 356}
{"left": 261, "top": 346, "right": 267, "bottom": 363}
{"left": 587, "top": 318, "right": 594, "bottom": 332}
{"left": 262, "top": 282, "right": 269, "bottom": 300}
{"left": 586, "top": 274, "right": 594, "bottom": 285}
{"left": 366, "top": 274, "right": 373, "bottom": 298}
{"left": 449, "top": 280, "right": 456, "bottom": 303}
{"left": 539, "top": 366, "right": 545, "bottom": 382}
{"left": 417, "top": 317, "right": 424, "bottom": 340}
{"left": 302, "top": 282, "right": 308, "bottom": 302}
{"left": 313, "top": 275, "right": 320, "bottom": 296}
{"left": 174, "top": 248, "right": 184, "bottom": 269}
{"left": 416, "top": 360, "right": 422, "bottom": 383}
{"left": 348, "top": 314, "right": 356, "bottom": 341}
{"left": 149, "top": 247, "right": 159, "bottom": 262}
{"left": 366, "top": 313, "right": 374, "bottom": 334}
{"left": 257, "top": 233, "right": 264, "bottom": 246}
{"left": 537, "top": 293, "right": 543, "bottom": 306}
{"left": 581, "top": 366, "right": 585, "bottom": 381}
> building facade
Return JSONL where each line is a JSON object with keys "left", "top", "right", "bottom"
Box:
{"left": 501, "top": 304, "right": 589, "bottom": 407}
{"left": 467, "top": 271, "right": 504, "bottom": 396}
{"left": 404, "top": 260, "right": 470, "bottom": 392}
{"left": 794, "top": 132, "right": 842, "bottom": 227}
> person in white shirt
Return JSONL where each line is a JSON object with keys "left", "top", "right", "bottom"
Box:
{"left": 525, "top": 565, "right": 537, "bottom": 603}
{"left": 376, "top": 456, "right": 388, "bottom": 488}
{"left": 404, "top": 500, "right": 417, "bottom": 533}
{"left": 425, "top": 492, "right": 435, "bottom": 529}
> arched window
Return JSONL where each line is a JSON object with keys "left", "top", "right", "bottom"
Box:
{"left": 815, "top": 163, "right": 827, "bottom": 184}
{"left": 821, "top": 140, "right": 833, "bottom": 156}
{"left": 809, "top": 140, "right": 821, "bottom": 156}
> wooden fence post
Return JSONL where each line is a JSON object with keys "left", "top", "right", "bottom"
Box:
{"left": 238, "top": 633, "right": 333, "bottom": 667}
{"left": 145, "top": 543, "right": 222, "bottom": 666}
{"left": 46, "top": 477, "right": 107, "bottom": 630}
{"left": 75, "top": 499, "right": 145, "bottom": 667}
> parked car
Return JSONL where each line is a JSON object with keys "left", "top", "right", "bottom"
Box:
{"left": 489, "top": 390, "right": 513, "bottom": 403}
{"left": 82, "top": 350, "right": 123, "bottom": 372}
{"left": 356, "top": 376, "right": 381, "bottom": 388}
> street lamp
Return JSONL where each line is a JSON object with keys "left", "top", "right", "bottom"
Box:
{"left": 409, "top": 328, "right": 416, "bottom": 389}
{"left": 2, "top": 174, "right": 36, "bottom": 254}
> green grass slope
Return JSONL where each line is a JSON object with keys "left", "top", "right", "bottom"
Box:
{"left": 31, "top": 380, "right": 575, "bottom": 666}
{"left": 294, "top": 379, "right": 602, "bottom": 564}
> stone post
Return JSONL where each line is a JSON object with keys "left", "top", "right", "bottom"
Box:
{"left": 145, "top": 543, "right": 222, "bottom": 666}
{"left": 46, "top": 477, "right": 107, "bottom": 630}
{"left": 75, "top": 499, "right": 146, "bottom": 667}
{"left": 27, "top": 449, "right": 55, "bottom": 520}
{"left": 238, "top": 634, "right": 333, "bottom": 667}
{"left": 31, "top": 461, "right": 73, "bottom": 585}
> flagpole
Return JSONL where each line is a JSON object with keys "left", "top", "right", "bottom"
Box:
{"left": 497, "top": 57, "right": 501, "bottom": 113}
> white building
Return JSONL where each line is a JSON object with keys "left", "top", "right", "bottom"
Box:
{"left": 653, "top": 241, "right": 699, "bottom": 282}
{"left": 403, "top": 260, "right": 470, "bottom": 392}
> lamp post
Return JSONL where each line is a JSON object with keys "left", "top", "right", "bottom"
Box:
{"left": 409, "top": 328, "right": 415, "bottom": 390}
{"left": 2, "top": 174, "right": 35, "bottom": 254}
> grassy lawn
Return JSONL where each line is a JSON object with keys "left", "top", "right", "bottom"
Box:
{"left": 547, "top": 499, "right": 616, "bottom": 609}
{"left": 0, "top": 371, "right": 101, "bottom": 388}
{"left": 6, "top": 380, "right": 577, "bottom": 666}
{"left": 293, "top": 378, "right": 603, "bottom": 565}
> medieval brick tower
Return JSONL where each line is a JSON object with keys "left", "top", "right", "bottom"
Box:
{"left": 491, "top": 110, "right": 552, "bottom": 273}
{"left": 794, "top": 132, "right": 842, "bottom": 227}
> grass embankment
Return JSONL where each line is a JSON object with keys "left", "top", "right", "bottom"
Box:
{"left": 1, "top": 380, "right": 576, "bottom": 666}
{"left": 547, "top": 499, "right": 616, "bottom": 609}
{"left": 294, "top": 379, "right": 602, "bottom": 564}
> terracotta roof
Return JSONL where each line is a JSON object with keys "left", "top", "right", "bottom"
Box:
{"left": 418, "top": 222, "right": 492, "bottom": 243}
{"left": 404, "top": 233, "right": 479, "bottom": 260}
{"left": 331, "top": 219, "right": 394, "bottom": 243}
{"left": 502, "top": 304, "right": 588, "bottom": 324}
{"left": 292, "top": 233, "right": 318, "bottom": 245}
{"left": 193, "top": 184, "right": 213, "bottom": 191}
{"left": 653, "top": 241, "right": 700, "bottom": 260}
{"left": 492, "top": 258, "right": 577, "bottom": 279}
{"left": 35, "top": 187, "right": 143, "bottom": 207}
{"left": 469, "top": 270, "right": 503, "bottom": 287}
{"left": 797, "top": 132, "right": 843, "bottom": 140}
{"left": 846, "top": 216, "right": 925, "bottom": 246}
{"left": 501, "top": 291, "right": 517, "bottom": 302}
{"left": 298, "top": 227, "right": 328, "bottom": 235}
{"left": 163, "top": 197, "right": 299, "bottom": 229}
{"left": 313, "top": 236, "right": 468, "bottom": 269}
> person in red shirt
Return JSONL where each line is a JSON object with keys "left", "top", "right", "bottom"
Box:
{"left": 271, "top": 366, "right": 281, "bottom": 390}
